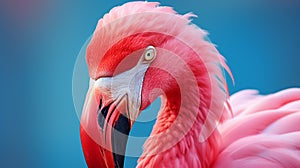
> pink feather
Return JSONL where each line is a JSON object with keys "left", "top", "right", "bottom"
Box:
{"left": 214, "top": 88, "right": 300, "bottom": 167}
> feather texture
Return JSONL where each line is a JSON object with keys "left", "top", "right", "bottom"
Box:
{"left": 214, "top": 88, "right": 300, "bottom": 168}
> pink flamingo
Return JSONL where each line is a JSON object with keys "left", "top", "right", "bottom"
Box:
{"left": 79, "top": 2, "right": 300, "bottom": 168}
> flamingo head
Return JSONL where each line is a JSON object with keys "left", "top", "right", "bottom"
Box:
{"left": 79, "top": 2, "right": 231, "bottom": 167}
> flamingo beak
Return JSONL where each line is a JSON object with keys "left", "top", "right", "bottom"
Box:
{"left": 81, "top": 48, "right": 155, "bottom": 167}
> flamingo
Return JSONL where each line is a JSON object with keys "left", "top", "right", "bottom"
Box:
{"left": 79, "top": 2, "right": 300, "bottom": 168}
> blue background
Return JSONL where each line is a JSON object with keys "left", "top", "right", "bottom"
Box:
{"left": 0, "top": 0, "right": 299, "bottom": 167}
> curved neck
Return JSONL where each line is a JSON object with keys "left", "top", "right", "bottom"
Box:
{"left": 138, "top": 75, "right": 221, "bottom": 168}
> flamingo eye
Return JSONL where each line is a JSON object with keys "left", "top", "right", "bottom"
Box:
{"left": 143, "top": 46, "right": 156, "bottom": 62}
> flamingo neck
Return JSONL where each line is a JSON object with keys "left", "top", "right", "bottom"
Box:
{"left": 138, "top": 78, "right": 220, "bottom": 168}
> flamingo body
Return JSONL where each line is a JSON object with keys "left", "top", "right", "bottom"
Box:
{"left": 214, "top": 88, "right": 300, "bottom": 168}
{"left": 79, "top": 2, "right": 300, "bottom": 167}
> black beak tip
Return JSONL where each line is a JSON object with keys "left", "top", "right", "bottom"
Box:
{"left": 97, "top": 99, "right": 131, "bottom": 168}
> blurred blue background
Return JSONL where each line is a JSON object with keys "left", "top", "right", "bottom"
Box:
{"left": 0, "top": 0, "right": 299, "bottom": 167}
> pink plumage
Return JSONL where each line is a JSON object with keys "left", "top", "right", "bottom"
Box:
{"left": 214, "top": 88, "right": 300, "bottom": 168}
{"left": 79, "top": 2, "right": 300, "bottom": 168}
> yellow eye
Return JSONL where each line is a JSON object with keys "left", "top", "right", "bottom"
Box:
{"left": 144, "top": 46, "right": 156, "bottom": 61}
